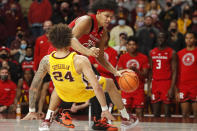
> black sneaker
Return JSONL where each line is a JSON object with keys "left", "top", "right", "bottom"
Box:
{"left": 92, "top": 117, "right": 118, "bottom": 131}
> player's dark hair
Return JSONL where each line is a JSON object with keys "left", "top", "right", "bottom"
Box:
{"left": 90, "top": 0, "right": 118, "bottom": 14}
{"left": 185, "top": 31, "right": 197, "bottom": 39}
{"left": 48, "top": 23, "right": 73, "bottom": 49}
{"left": 127, "top": 36, "right": 138, "bottom": 44}
{"left": 0, "top": 66, "right": 9, "bottom": 71}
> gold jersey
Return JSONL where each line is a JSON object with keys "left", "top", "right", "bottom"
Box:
{"left": 49, "top": 52, "right": 106, "bottom": 102}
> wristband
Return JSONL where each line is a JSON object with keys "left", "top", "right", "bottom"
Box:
{"left": 29, "top": 108, "right": 36, "bottom": 113}
{"left": 101, "top": 105, "right": 108, "bottom": 111}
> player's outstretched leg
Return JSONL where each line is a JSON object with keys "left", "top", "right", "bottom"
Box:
{"left": 39, "top": 89, "right": 63, "bottom": 130}
{"left": 105, "top": 78, "right": 139, "bottom": 129}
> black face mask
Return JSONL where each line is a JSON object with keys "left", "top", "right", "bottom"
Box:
{"left": 0, "top": 75, "right": 8, "bottom": 81}
{"left": 166, "top": 2, "right": 172, "bottom": 7}
{"left": 18, "top": 34, "right": 23, "bottom": 39}
{"left": 170, "top": 29, "right": 176, "bottom": 33}
{"left": 0, "top": 54, "right": 8, "bottom": 59}
{"left": 37, "top": 0, "right": 42, "bottom": 3}
{"left": 62, "top": 8, "right": 68, "bottom": 13}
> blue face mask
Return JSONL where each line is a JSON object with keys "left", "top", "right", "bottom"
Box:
{"left": 20, "top": 44, "right": 27, "bottom": 50}
{"left": 110, "top": 19, "right": 116, "bottom": 24}
{"left": 118, "top": 19, "right": 126, "bottom": 26}
{"left": 137, "top": 12, "right": 144, "bottom": 17}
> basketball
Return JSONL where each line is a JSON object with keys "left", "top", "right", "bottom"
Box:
{"left": 118, "top": 71, "right": 139, "bottom": 93}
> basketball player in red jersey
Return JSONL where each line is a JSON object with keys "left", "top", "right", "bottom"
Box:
{"left": 117, "top": 36, "right": 149, "bottom": 117}
{"left": 177, "top": 31, "right": 197, "bottom": 118}
{"left": 148, "top": 32, "right": 177, "bottom": 117}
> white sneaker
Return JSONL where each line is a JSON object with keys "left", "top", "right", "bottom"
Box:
{"left": 121, "top": 114, "right": 139, "bottom": 129}
{"left": 39, "top": 120, "right": 51, "bottom": 131}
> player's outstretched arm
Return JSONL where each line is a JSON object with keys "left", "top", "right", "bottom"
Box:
{"left": 74, "top": 55, "right": 115, "bottom": 120}
{"left": 22, "top": 55, "right": 49, "bottom": 120}
{"left": 71, "top": 16, "right": 100, "bottom": 57}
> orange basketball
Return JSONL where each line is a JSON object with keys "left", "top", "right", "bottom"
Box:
{"left": 118, "top": 71, "right": 139, "bottom": 93}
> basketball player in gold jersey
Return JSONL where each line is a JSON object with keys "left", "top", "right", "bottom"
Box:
{"left": 23, "top": 24, "right": 134, "bottom": 130}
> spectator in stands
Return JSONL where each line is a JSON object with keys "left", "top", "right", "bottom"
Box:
{"left": 110, "top": 17, "right": 134, "bottom": 47}
{"left": 176, "top": 31, "right": 197, "bottom": 118}
{"left": 159, "top": 0, "right": 178, "bottom": 30}
{"left": 136, "top": 16, "right": 159, "bottom": 56}
{"left": 117, "top": 36, "right": 149, "bottom": 117}
{"left": 146, "top": 0, "right": 161, "bottom": 16}
{"left": 28, "top": 0, "right": 52, "bottom": 38}
{"left": 134, "top": 4, "right": 146, "bottom": 30}
{"left": 148, "top": 32, "right": 177, "bottom": 117}
{"left": 177, "top": 4, "right": 192, "bottom": 35}
{"left": 15, "top": 68, "right": 34, "bottom": 114}
{"left": 187, "top": 10, "right": 197, "bottom": 33}
{"left": 149, "top": 9, "right": 163, "bottom": 31}
{"left": 33, "top": 20, "right": 52, "bottom": 72}
{"left": 4, "top": 2, "right": 26, "bottom": 47}
{"left": 0, "top": 67, "right": 17, "bottom": 113}
{"left": 21, "top": 45, "right": 34, "bottom": 71}
{"left": 0, "top": 46, "right": 20, "bottom": 84}
{"left": 113, "top": 32, "right": 127, "bottom": 57}
{"left": 51, "top": 1, "right": 76, "bottom": 25}
{"left": 167, "top": 20, "right": 185, "bottom": 52}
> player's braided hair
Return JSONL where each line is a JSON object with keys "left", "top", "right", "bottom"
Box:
{"left": 90, "top": 0, "right": 118, "bottom": 14}
{"left": 48, "top": 23, "right": 73, "bottom": 49}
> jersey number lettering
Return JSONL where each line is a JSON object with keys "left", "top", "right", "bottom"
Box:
{"left": 53, "top": 71, "right": 74, "bottom": 82}
{"left": 156, "top": 60, "right": 161, "bottom": 69}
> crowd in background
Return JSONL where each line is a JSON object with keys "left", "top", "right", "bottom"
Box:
{"left": 0, "top": 0, "right": 197, "bottom": 118}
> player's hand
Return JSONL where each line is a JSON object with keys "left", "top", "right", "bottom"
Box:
{"left": 38, "top": 112, "right": 45, "bottom": 119}
{"left": 88, "top": 47, "right": 100, "bottom": 57}
{"left": 115, "top": 69, "right": 134, "bottom": 77}
{"left": 70, "top": 103, "right": 78, "bottom": 113}
{"left": 22, "top": 112, "right": 39, "bottom": 120}
{"left": 101, "top": 110, "right": 116, "bottom": 120}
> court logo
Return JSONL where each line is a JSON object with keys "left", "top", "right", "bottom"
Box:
{"left": 182, "top": 53, "right": 195, "bottom": 66}
{"left": 126, "top": 59, "right": 139, "bottom": 69}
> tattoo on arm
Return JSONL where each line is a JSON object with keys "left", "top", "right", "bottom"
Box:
{"left": 29, "top": 55, "right": 49, "bottom": 109}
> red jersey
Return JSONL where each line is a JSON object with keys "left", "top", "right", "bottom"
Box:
{"left": 150, "top": 47, "right": 173, "bottom": 80}
{"left": 177, "top": 47, "right": 197, "bottom": 86}
{"left": 89, "top": 46, "right": 118, "bottom": 78}
{"left": 0, "top": 80, "right": 16, "bottom": 106}
{"left": 48, "top": 14, "right": 104, "bottom": 54}
{"left": 118, "top": 52, "right": 149, "bottom": 89}
{"left": 21, "top": 60, "right": 34, "bottom": 71}
{"left": 34, "top": 34, "right": 51, "bottom": 71}
{"left": 21, "top": 80, "right": 30, "bottom": 101}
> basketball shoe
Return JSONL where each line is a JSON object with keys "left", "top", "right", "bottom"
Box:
{"left": 92, "top": 117, "right": 118, "bottom": 131}
{"left": 39, "top": 119, "right": 51, "bottom": 131}
{"left": 121, "top": 114, "right": 139, "bottom": 129}
{"left": 55, "top": 110, "right": 75, "bottom": 128}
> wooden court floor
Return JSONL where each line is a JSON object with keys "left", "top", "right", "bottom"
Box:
{"left": 0, "top": 113, "right": 196, "bottom": 131}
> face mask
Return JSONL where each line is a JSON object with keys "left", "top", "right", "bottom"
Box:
{"left": 137, "top": 12, "right": 144, "bottom": 17}
{"left": 20, "top": 44, "right": 27, "bottom": 50}
{"left": 11, "top": 8, "right": 17, "bottom": 12}
{"left": 118, "top": 19, "right": 126, "bottom": 26}
{"left": 18, "top": 34, "right": 23, "bottom": 39}
{"left": 0, "top": 54, "right": 8, "bottom": 59}
{"left": 25, "top": 56, "right": 33, "bottom": 61}
{"left": 151, "top": 14, "right": 157, "bottom": 19}
{"left": 62, "top": 8, "right": 68, "bottom": 13}
{"left": 0, "top": 75, "right": 8, "bottom": 81}
{"left": 37, "top": 0, "right": 42, "bottom": 3}
{"left": 166, "top": 2, "right": 172, "bottom": 7}
{"left": 170, "top": 29, "right": 176, "bottom": 33}
{"left": 110, "top": 19, "right": 116, "bottom": 24}
{"left": 137, "top": 21, "right": 144, "bottom": 27}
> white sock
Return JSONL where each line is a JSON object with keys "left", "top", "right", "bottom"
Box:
{"left": 45, "top": 109, "right": 54, "bottom": 121}
{"left": 119, "top": 107, "right": 130, "bottom": 120}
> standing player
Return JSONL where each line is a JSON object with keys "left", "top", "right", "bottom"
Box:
{"left": 148, "top": 32, "right": 177, "bottom": 117}
{"left": 23, "top": 24, "right": 134, "bottom": 130}
{"left": 117, "top": 36, "right": 149, "bottom": 117}
{"left": 177, "top": 31, "right": 197, "bottom": 118}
